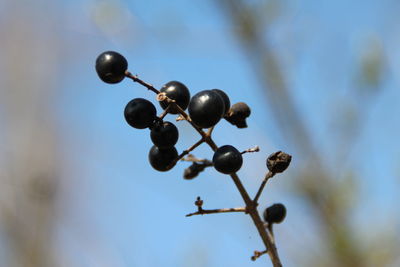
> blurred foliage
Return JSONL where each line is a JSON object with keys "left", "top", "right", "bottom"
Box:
{"left": 217, "top": 0, "right": 399, "bottom": 266}
{"left": 0, "top": 2, "right": 61, "bottom": 267}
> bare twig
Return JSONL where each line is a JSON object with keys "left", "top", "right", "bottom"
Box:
{"left": 253, "top": 171, "right": 275, "bottom": 204}
{"left": 186, "top": 207, "right": 246, "bottom": 217}
{"left": 173, "top": 139, "right": 205, "bottom": 164}
{"left": 241, "top": 145, "right": 260, "bottom": 154}
{"left": 158, "top": 105, "right": 170, "bottom": 120}
{"left": 181, "top": 154, "right": 212, "bottom": 164}
{"left": 125, "top": 71, "right": 160, "bottom": 94}
{"left": 186, "top": 196, "right": 246, "bottom": 217}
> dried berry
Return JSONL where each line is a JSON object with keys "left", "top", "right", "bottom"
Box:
{"left": 266, "top": 151, "right": 292, "bottom": 173}
{"left": 225, "top": 102, "right": 251, "bottom": 128}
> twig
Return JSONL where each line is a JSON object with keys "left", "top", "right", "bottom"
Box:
{"left": 186, "top": 196, "right": 246, "bottom": 217}
{"left": 125, "top": 71, "right": 160, "bottom": 94}
{"left": 176, "top": 139, "right": 204, "bottom": 162}
{"left": 186, "top": 207, "right": 246, "bottom": 217}
{"left": 253, "top": 171, "right": 275, "bottom": 204}
{"left": 251, "top": 250, "right": 268, "bottom": 261}
{"left": 241, "top": 146, "right": 260, "bottom": 154}
{"left": 181, "top": 154, "right": 212, "bottom": 164}
{"left": 158, "top": 105, "right": 170, "bottom": 120}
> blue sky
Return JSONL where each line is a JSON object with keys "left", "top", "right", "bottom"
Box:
{"left": 5, "top": 0, "right": 399, "bottom": 266}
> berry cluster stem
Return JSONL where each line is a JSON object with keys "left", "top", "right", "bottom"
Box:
{"left": 253, "top": 171, "right": 275, "bottom": 204}
{"left": 125, "top": 72, "right": 282, "bottom": 267}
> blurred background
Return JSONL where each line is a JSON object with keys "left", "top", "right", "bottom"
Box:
{"left": 1, "top": 0, "right": 400, "bottom": 266}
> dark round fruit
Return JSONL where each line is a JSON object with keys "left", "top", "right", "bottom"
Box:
{"left": 263, "top": 203, "right": 286, "bottom": 224}
{"left": 95, "top": 51, "right": 128, "bottom": 84}
{"left": 124, "top": 98, "right": 157, "bottom": 129}
{"left": 159, "top": 81, "right": 190, "bottom": 114}
{"left": 188, "top": 90, "right": 224, "bottom": 128}
{"left": 150, "top": 121, "right": 179, "bottom": 149}
{"left": 148, "top": 145, "right": 178, "bottom": 172}
{"left": 212, "top": 89, "right": 230, "bottom": 116}
{"left": 212, "top": 145, "right": 243, "bottom": 174}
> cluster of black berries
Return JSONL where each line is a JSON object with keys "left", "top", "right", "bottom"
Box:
{"left": 95, "top": 51, "right": 252, "bottom": 175}
{"left": 96, "top": 51, "right": 293, "bottom": 263}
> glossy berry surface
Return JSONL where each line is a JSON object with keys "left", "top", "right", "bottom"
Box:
{"left": 160, "top": 81, "right": 190, "bottom": 114}
{"left": 124, "top": 98, "right": 156, "bottom": 129}
{"left": 95, "top": 51, "right": 128, "bottom": 84}
{"left": 150, "top": 121, "right": 179, "bottom": 149}
{"left": 212, "top": 145, "right": 243, "bottom": 174}
{"left": 148, "top": 145, "right": 178, "bottom": 172}
{"left": 263, "top": 203, "right": 286, "bottom": 224}
{"left": 188, "top": 90, "right": 224, "bottom": 128}
{"left": 212, "top": 89, "right": 230, "bottom": 116}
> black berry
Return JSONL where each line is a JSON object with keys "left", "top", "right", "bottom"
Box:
{"left": 95, "top": 51, "right": 128, "bottom": 84}
{"left": 266, "top": 151, "right": 292, "bottom": 173}
{"left": 159, "top": 81, "right": 190, "bottom": 114}
{"left": 263, "top": 203, "right": 286, "bottom": 224}
{"left": 225, "top": 102, "right": 251, "bottom": 128}
{"left": 212, "top": 145, "right": 243, "bottom": 174}
{"left": 188, "top": 90, "right": 224, "bottom": 128}
{"left": 150, "top": 121, "right": 179, "bottom": 149}
{"left": 212, "top": 89, "right": 230, "bottom": 116}
{"left": 124, "top": 98, "right": 157, "bottom": 129}
{"left": 148, "top": 145, "right": 178, "bottom": 172}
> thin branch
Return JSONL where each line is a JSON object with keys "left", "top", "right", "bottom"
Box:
{"left": 253, "top": 171, "right": 275, "bottom": 204}
{"left": 186, "top": 207, "right": 246, "bottom": 217}
{"left": 229, "top": 173, "right": 282, "bottom": 267}
{"left": 125, "top": 71, "right": 160, "bottom": 94}
{"left": 167, "top": 139, "right": 205, "bottom": 170}
{"left": 176, "top": 139, "right": 204, "bottom": 162}
{"left": 241, "top": 145, "right": 260, "bottom": 154}
{"left": 181, "top": 154, "right": 212, "bottom": 164}
{"left": 158, "top": 105, "right": 170, "bottom": 120}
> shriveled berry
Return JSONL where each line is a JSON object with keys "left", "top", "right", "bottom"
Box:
{"left": 150, "top": 121, "right": 179, "bottom": 149}
{"left": 159, "top": 81, "right": 190, "bottom": 114}
{"left": 212, "top": 145, "right": 243, "bottom": 174}
{"left": 148, "top": 145, "right": 178, "bottom": 172}
{"left": 188, "top": 90, "right": 224, "bottom": 128}
{"left": 266, "top": 151, "right": 292, "bottom": 173}
{"left": 263, "top": 203, "right": 286, "bottom": 224}
{"left": 124, "top": 98, "right": 156, "bottom": 129}
{"left": 212, "top": 89, "right": 230, "bottom": 116}
{"left": 225, "top": 102, "right": 251, "bottom": 128}
{"left": 95, "top": 51, "right": 128, "bottom": 84}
